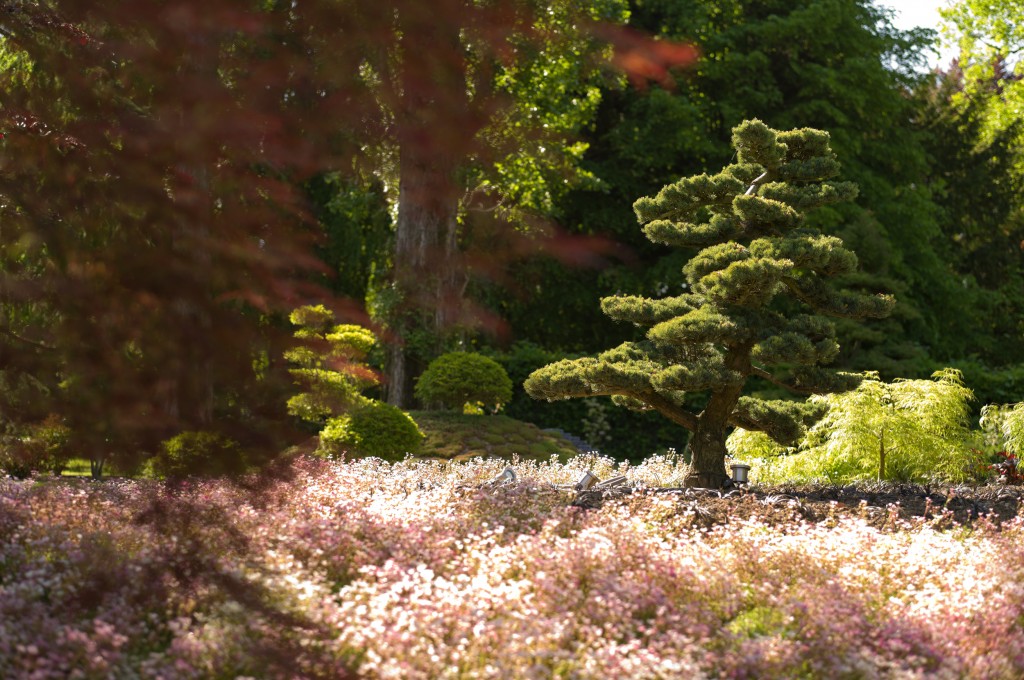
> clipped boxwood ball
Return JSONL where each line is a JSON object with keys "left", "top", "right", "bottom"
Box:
{"left": 415, "top": 352, "right": 513, "bottom": 412}
{"left": 319, "top": 401, "right": 423, "bottom": 461}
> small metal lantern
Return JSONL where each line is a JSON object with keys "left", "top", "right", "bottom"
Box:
{"left": 575, "top": 470, "right": 599, "bottom": 491}
{"left": 597, "top": 475, "right": 628, "bottom": 489}
{"left": 730, "top": 463, "right": 751, "bottom": 485}
{"left": 491, "top": 466, "right": 516, "bottom": 485}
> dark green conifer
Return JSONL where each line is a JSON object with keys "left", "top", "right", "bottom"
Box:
{"left": 525, "top": 120, "right": 893, "bottom": 487}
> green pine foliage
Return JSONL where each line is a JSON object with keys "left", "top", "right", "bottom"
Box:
{"left": 526, "top": 120, "right": 892, "bottom": 487}
{"left": 285, "top": 305, "right": 380, "bottom": 423}
{"left": 502, "top": 0, "right": 961, "bottom": 380}
{"left": 483, "top": 342, "right": 685, "bottom": 461}
{"left": 285, "top": 305, "right": 422, "bottom": 459}
{"left": 731, "top": 369, "right": 976, "bottom": 483}
{"left": 917, "top": 68, "right": 1024, "bottom": 369}
{"left": 414, "top": 352, "right": 513, "bottom": 413}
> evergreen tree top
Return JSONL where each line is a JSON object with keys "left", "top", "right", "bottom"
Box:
{"left": 526, "top": 120, "right": 894, "bottom": 488}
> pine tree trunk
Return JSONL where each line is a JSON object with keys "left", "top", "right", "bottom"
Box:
{"left": 385, "top": 340, "right": 410, "bottom": 409}
{"left": 686, "top": 423, "right": 730, "bottom": 488}
{"left": 684, "top": 345, "right": 752, "bottom": 488}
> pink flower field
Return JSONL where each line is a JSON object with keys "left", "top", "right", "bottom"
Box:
{"left": 2, "top": 455, "right": 1023, "bottom": 679}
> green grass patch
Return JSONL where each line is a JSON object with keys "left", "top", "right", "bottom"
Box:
{"left": 58, "top": 457, "right": 134, "bottom": 478}
{"left": 411, "top": 411, "right": 579, "bottom": 463}
{"left": 62, "top": 458, "right": 93, "bottom": 477}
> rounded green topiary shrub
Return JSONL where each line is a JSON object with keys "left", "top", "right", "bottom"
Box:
{"left": 414, "top": 352, "right": 513, "bottom": 412}
{"left": 319, "top": 400, "right": 423, "bottom": 461}
{"left": 150, "top": 431, "right": 246, "bottom": 479}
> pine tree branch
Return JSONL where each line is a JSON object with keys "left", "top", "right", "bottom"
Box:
{"left": 729, "top": 410, "right": 762, "bottom": 432}
{"left": 749, "top": 365, "right": 816, "bottom": 395}
{"left": 744, "top": 170, "right": 768, "bottom": 196}
{"left": 639, "top": 389, "right": 699, "bottom": 431}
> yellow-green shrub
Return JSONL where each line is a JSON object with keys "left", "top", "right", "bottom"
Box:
{"left": 729, "top": 369, "right": 976, "bottom": 484}
{"left": 319, "top": 400, "right": 423, "bottom": 461}
{"left": 285, "top": 304, "right": 380, "bottom": 423}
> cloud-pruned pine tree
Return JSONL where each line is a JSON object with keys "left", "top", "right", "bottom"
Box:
{"left": 525, "top": 119, "right": 894, "bottom": 487}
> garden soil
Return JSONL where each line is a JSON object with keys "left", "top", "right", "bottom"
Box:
{"left": 572, "top": 483, "right": 1024, "bottom": 531}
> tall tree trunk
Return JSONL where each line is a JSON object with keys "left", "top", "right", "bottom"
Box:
{"left": 384, "top": 148, "right": 461, "bottom": 407}
{"left": 384, "top": 9, "right": 468, "bottom": 408}
{"left": 161, "top": 154, "right": 216, "bottom": 427}
{"left": 161, "top": 27, "right": 218, "bottom": 430}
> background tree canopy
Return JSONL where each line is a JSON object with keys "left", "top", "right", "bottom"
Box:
{"left": 1, "top": 0, "right": 1021, "bottom": 467}
{"left": 0, "top": 0, "right": 691, "bottom": 467}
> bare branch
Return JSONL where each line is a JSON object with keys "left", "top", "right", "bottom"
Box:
{"left": 0, "top": 325, "right": 57, "bottom": 351}
{"left": 640, "top": 390, "right": 700, "bottom": 431}
{"left": 744, "top": 170, "right": 768, "bottom": 196}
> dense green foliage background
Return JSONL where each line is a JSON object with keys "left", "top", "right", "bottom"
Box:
{"left": 479, "top": 0, "right": 1023, "bottom": 457}
{"left": 494, "top": 0, "right": 1018, "bottom": 375}
{"left": 1, "top": 0, "right": 1021, "bottom": 466}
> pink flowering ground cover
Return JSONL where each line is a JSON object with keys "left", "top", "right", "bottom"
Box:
{"left": 2, "top": 454, "right": 1023, "bottom": 679}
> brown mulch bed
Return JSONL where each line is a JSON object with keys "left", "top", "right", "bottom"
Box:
{"left": 572, "top": 482, "right": 1024, "bottom": 530}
